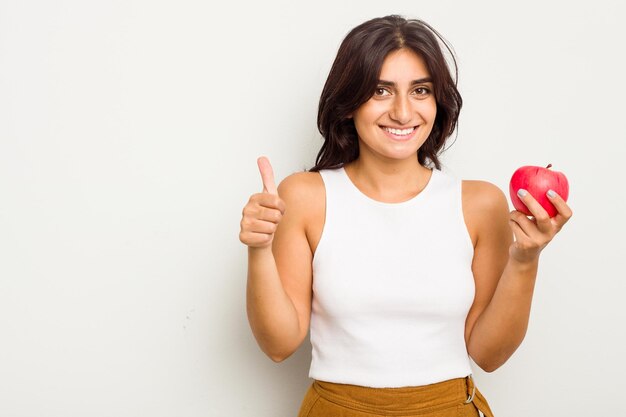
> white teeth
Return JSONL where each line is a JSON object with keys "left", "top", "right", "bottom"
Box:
{"left": 383, "top": 126, "right": 415, "bottom": 136}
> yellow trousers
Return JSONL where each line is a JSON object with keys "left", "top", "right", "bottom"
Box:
{"left": 297, "top": 375, "right": 494, "bottom": 417}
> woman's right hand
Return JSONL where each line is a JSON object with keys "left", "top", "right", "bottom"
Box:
{"left": 239, "top": 156, "right": 286, "bottom": 249}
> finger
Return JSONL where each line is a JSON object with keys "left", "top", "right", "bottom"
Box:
{"left": 242, "top": 202, "right": 278, "bottom": 221}
{"left": 241, "top": 231, "right": 273, "bottom": 247}
{"left": 509, "top": 216, "right": 531, "bottom": 241}
{"left": 249, "top": 218, "right": 278, "bottom": 234}
{"left": 516, "top": 189, "right": 552, "bottom": 232}
{"left": 510, "top": 210, "right": 543, "bottom": 240}
{"left": 254, "top": 193, "right": 286, "bottom": 214}
{"left": 257, "top": 156, "right": 278, "bottom": 195}
{"left": 508, "top": 219, "right": 542, "bottom": 262}
{"left": 256, "top": 206, "right": 283, "bottom": 223}
{"left": 546, "top": 189, "right": 573, "bottom": 226}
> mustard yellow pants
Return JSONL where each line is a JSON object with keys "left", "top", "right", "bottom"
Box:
{"left": 297, "top": 375, "right": 494, "bottom": 417}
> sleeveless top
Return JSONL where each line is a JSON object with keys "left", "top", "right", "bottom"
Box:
{"left": 308, "top": 165, "right": 475, "bottom": 388}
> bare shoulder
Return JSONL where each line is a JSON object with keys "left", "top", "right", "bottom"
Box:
{"left": 278, "top": 171, "right": 324, "bottom": 193}
{"left": 277, "top": 171, "right": 325, "bottom": 214}
{"left": 462, "top": 180, "right": 508, "bottom": 210}
{"left": 277, "top": 171, "right": 325, "bottom": 252}
{"left": 462, "top": 180, "right": 510, "bottom": 246}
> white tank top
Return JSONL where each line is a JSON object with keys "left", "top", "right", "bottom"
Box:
{"left": 308, "top": 165, "right": 475, "bottom": 388}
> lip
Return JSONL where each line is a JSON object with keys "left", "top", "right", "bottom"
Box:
{"left": 379, "top": 125, "right": 418, "bottom": 141}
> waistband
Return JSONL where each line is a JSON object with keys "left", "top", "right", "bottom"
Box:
{"left": 312, "top": 374, "right": 494, "bottom": 416}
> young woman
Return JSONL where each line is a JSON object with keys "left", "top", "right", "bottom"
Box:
{"left": 239, "top": 15, "right": 572, "bottom": 417}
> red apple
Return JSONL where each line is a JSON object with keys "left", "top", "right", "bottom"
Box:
{"left": 509, "top": 164, "right": 569, "bottom": 218}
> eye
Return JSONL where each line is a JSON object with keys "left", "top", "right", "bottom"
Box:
{"left": 374, "top": 87, "right": 391, "bottom": 97}
{"left": 414, "top": 87, "right": 432, "bottom": 96}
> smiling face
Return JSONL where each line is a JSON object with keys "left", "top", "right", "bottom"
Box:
{"left": 352, "top": 48, "right": 437, "bottom": 163}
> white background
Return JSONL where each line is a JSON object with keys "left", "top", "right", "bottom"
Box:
{"left": 1, "top": 0, "right": 625, "bottom": 416}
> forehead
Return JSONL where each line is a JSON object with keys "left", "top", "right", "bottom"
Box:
{"left": 379, "top": 48, "right": 431, "bottom": 81}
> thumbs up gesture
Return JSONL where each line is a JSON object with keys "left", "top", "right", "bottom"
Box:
{"left": 239, "top": 157, "right": 286, "bottom": 248}
{"left": 258, "top": 156, "right": 278, "bottom": 195}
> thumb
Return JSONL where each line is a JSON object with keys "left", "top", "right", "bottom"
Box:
{"left": 257, "top": 156, "right": 278, "bottom": 195}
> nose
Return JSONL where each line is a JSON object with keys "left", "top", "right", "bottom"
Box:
{"left": 389, "top": 94, "right": 411, "bottom": 125}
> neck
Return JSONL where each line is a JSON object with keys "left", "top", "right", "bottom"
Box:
{"left": 344, "top": 154, "right": 432, "bottom": 201}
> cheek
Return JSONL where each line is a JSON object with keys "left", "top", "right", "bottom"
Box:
{"left": 353, "top": 120, "right": 376, "bottom": 141}
{"left": 421, "top": 101, "right": 437, "bottom": 123}
{"left": 429, "top": 108, "right": 437, "bottom": 123}
{"left": 353, "top": 106, "right": 381, "bottom": 128}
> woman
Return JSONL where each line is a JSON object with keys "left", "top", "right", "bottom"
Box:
{"left": 239, "top": 15, "right": 572, "bottom": 417}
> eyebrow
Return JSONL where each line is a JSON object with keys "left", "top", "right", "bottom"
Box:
{"left": 378, "top": 78, "right": 433, "bottom": 87}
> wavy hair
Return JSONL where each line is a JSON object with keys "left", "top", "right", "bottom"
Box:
{"left": 309, "top": 15, "right": 462, "bottom": 172}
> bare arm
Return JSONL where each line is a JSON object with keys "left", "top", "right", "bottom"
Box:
{"left": 240, "top": 158, "right": 315, "bottom": 362}
{"left": 463, "top": 182, "right": 572, "bottom": 372}
{"left": 246, "top": 246, "right": 302, "bottom": 362}
{"left": 467, "top": 255, "right": 539, "bottom": 372}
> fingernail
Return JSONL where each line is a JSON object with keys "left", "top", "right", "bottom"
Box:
{"left": 517, "top": 189, "right": 528, "bottom": 197}
{"left": 547, "top": 189, "right": 556, "bottom": 198}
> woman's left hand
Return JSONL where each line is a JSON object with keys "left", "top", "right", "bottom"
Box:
{"left": 508, "top": 189, "right": 573, "bottom": 264}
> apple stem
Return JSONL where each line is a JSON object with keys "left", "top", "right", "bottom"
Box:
{"left": 546, "top": 163, "right": 552, "bottom": 169}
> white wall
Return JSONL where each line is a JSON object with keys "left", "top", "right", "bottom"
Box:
{"left": 1, "top": 0, "right": 625, "bottom": 416}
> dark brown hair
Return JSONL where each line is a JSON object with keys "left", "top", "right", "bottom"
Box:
{"left": 308, "top": 15, "right": 462, "bottom": 172}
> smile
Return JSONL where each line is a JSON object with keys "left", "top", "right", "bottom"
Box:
{"left": 380, "top": 125, "right": 417, "bottom": 140}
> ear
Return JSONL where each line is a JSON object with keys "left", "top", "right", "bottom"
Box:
{"left": 346, "top": 113, "right": 353, "bottom": 119}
